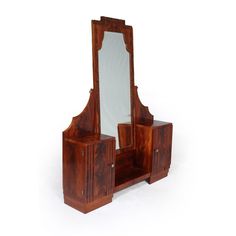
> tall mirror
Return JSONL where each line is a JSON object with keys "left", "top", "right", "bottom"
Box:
{"left": 98, "top": 32, "right": 131, "bottom": 149}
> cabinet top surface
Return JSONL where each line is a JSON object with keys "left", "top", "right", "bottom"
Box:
{"left": 65, "top": 133, "right": 115, "bottom": 145}
{"left": 136, "top": 120, "right": 172, "bottom": 128}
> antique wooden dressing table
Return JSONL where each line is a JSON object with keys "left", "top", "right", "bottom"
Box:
{"left": 63, "top": 17, "right": 173, "bottom": 213}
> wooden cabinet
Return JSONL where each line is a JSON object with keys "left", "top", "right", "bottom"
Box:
{"left": 63, "top": 121, "right": 172, "bottom": 213}
{"left": 63, "top": 134, "right": 115, "bottom": 213}
{"left": 63, "top": 17, "right": 173, "bottom": 213}
{"left": 135, "top": 121, "right": 173, "bottom": 184}
{"left": 150, "top": 121, "right": 173, "bottom": 183}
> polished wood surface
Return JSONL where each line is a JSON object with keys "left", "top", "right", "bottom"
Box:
{"left": 135, "top": 122, "right": 173, "bottom": 184}
{"left": 63, "top": 17, "right": 173, "bottom": 213}
{"left": 63, "top": 134, "right": 115, "bottom": 213}
{"left": 117, "top": 123, "right": 132, "bottom": 148}
{"left": 63, "top": 89, "right": 97, "bottom": 138}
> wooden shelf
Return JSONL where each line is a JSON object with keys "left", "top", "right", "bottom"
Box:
{"left": 114, "top": 167, "right": 150, "bottom": 193}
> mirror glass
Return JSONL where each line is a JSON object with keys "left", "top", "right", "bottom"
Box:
{"left": 99, "top": 31, "right": 131, "bottom": 149}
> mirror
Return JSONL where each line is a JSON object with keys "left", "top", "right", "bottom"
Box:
{"left": 98, "top": 31, "right": 132, "bottom": 149}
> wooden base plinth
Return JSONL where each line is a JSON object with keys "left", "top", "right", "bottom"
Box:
{"left": 147, "top": 169, "right": 169, "bottom": 184}
{"left": 64, "top": 195, "right": 113, "bottom": 214}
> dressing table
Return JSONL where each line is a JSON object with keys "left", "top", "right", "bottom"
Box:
{"left": 63, "top": 17, "right": 173, "bottom": 213}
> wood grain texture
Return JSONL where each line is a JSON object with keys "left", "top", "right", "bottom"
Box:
{"left": 64, "top": 194, "right": 112, "bottom": 214}
{"left": 63, "top": 89, "right": 98, "bottom": 139}
{"left": 134, "top": 86, "right": 154, "bottom": 125}
{"left": 134, "top": 122, "right": 173, "bottom": 184}
{"left": 135, "top": 121, "right": 172, "bottom": 174}
{"left": 135, "top": 124, "right": 153, "bottom": 173}
{"left": 117, "top": 123, "right": 132, "bottom": 148}
{"left": 63, "top": 134, "right": 115, "bottom": 213}
{"left": 63, "top": 17, "right": 173, "bottom": 213}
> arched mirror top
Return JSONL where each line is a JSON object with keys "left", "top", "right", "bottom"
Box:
{"left": 92, "top": 17, "right": 136, "bottom": 150}
{"left": 92, "top": 16, "right": 133, "bottom": 53}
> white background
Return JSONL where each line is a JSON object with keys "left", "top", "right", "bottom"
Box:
{"left": 0, "top": 0, "right": 236, "bottom": 235}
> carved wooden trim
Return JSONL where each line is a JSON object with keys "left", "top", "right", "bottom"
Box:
{"left": 64, "top": 17, "right": 153, "bottom": 142}
{"left": 63, "top": 89, "right": 97, "bottom": 138}
{"left": 92, "top": 17, "right": 133, "bottom": 53}
{"left": 134, "top": 86, "right": 154, "bottom": 125}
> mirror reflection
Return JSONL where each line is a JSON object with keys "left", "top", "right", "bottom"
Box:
{"left": 99, "top": 31, "right": 131, "bottom": 149}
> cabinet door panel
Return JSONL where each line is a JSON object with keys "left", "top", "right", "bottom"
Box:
{"left": 152, "top": 149, "right": 165, "bottom": 175}
{"left": 161, "top": 125, "right": 172, "bottom": 169}
{"left": 162, "top": 147, "right": 172, "bottom": 169}
{"left": 106, "top": 140, "right": 115, "bottom": 196}
{"left": 152, "top": 124, "right": 172, "bottom": 173}
{"left": 93, "top": 140, "right": 115, "bottom": 200}
{"left": 93, "top": 142, "right": 108, "bottom": 200}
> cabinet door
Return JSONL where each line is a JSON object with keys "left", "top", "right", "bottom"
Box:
{"left": 86, "top": 140, "right": 115, "bottom": 202}
{"left": 152, "top": 124, "right": 172, "bottom": 174}
{"left": 152, "top": 148, "right": 167, "bottom": 173}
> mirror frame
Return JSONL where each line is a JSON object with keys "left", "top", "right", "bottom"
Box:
{"left": 63, "top": 16, "right": 154, "bottom": 150}
{"left": 92, "top": 17, "right": 135, "bottom": 149}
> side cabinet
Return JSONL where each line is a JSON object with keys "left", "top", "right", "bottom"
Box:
{"left": 63, "top": 135, "right": 115, "bottom": 213}
{"left": 135, "top": 121, "right": 173, "bottom": 184}
{"left": 149, "top": 122, "right": 173, "bottom": 183}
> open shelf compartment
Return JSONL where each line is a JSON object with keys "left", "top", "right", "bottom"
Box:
{"left": 114, "top": 166, "right": 150, "bottom": 192}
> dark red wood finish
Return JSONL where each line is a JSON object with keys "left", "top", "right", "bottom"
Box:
{"left": 117, "top": 123, "right": 132, "bottom": 148}
{"left": 135, "top": 121, "right": 173, "bottom": 184}
{"left": 63, "top": 17, "right": 173, "bottom": 213}
{"left": 63, "top": 134, "right": 115, "bottom": 213}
